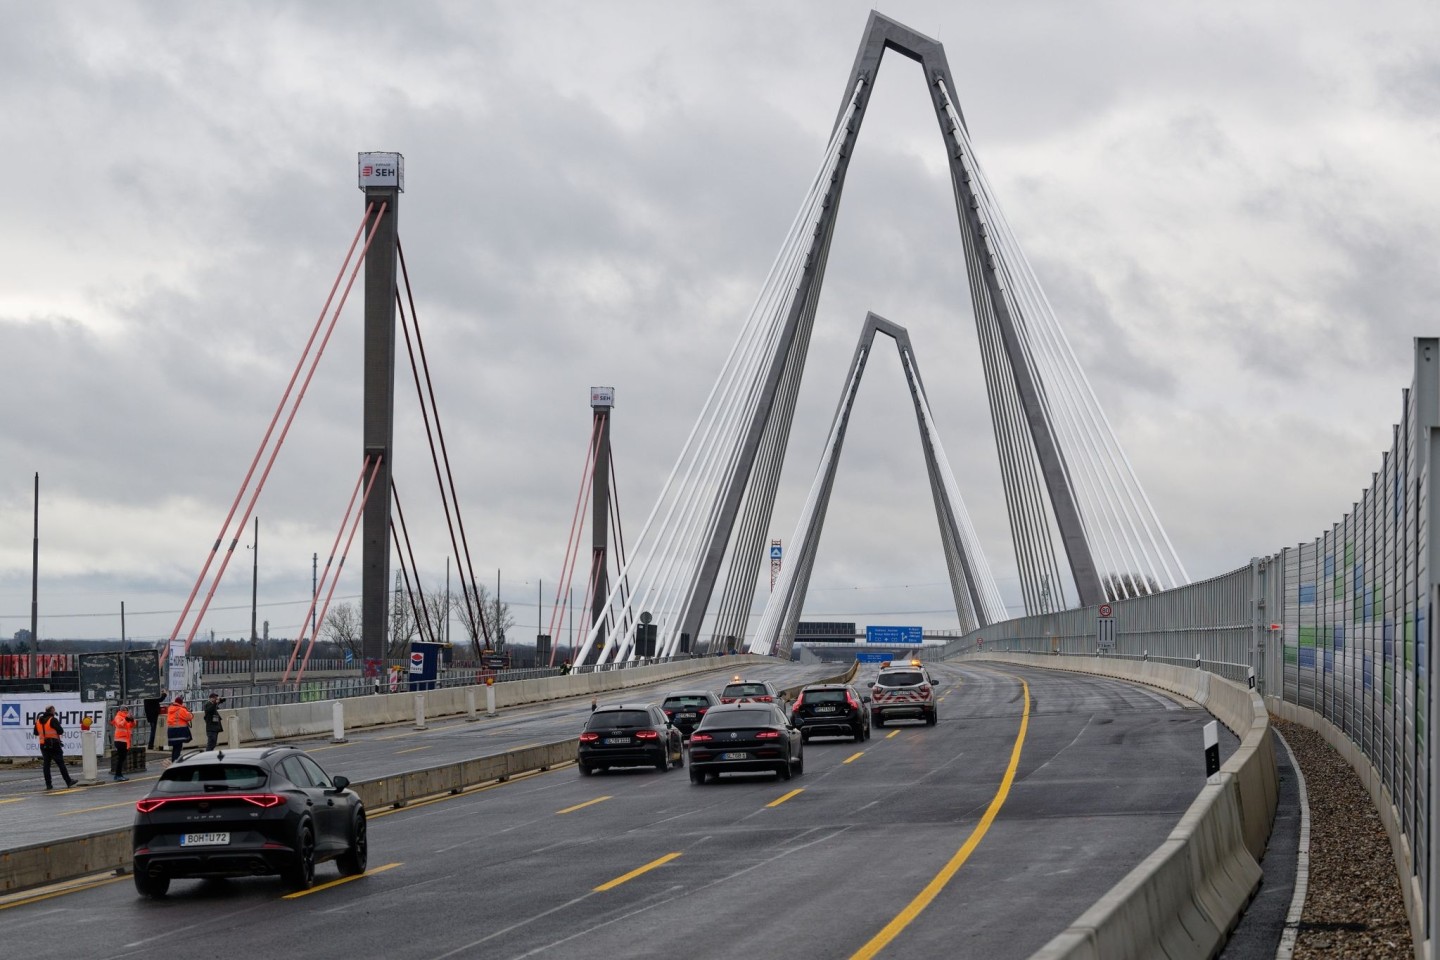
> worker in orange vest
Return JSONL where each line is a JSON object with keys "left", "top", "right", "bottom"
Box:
{"left": 165, "top": 696, "right": 194, "bottom": 764}
{"left": 34, "top": 705, "right": 77, "bottom": 790}
{"left": 111, "top": 705, "right": 136, "bottom": 781}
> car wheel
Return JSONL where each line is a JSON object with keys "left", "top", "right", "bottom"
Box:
{"left": 336, "top": 810, "right": 368, "bottom": 877}
{"left": 794, "top": 752, "right": 804, "bottom": 776}
{"left": 133, "top": 869, "right": 170, "bottom": 899}
{"left": 672, "top": 745, "right": 685, "bottom": 769}
{"left": 852, "top": 724, "right": 864, "bottom": 743}
{"left": 776, "top": 760, "right": 792, "bottom": 781}
{"left": 689, "top": 767, "right": 705, "bottom": 785}
{"left": 578, "top": 761, "right": 593, "bottom": 776}
{"left": 655, "top": 749, "right": 669, "bottom": 773}
{"left": 926, "top": 710, "right": 938, "bottom": 726}
{"left": 873, "top": 714, "right": 885, "bottom": 728}
{"left": 285, "top": 823, "right": 317, "bottom": 891}
{"left": 800, "top": 730, "right": 811, "bottom": 743}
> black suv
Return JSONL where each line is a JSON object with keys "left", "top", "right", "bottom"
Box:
{"left": 578, "top": 703, "right": 684, "bottom": 775}
{"left": 660, "top": 690, "right": 720, "bottom": 739}
{"left": 790, "top": 683, "right": 870, "bottom": 742}
{"left": 132, "top": 746, "right": 366, "bottom": 897}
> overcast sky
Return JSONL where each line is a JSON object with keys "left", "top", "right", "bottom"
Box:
{"left": 1, "top": 1, "right": 1437, "bottom": 647}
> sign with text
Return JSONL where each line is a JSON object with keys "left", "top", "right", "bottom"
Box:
{"left": 865, "top": 625, "right": 923, "bottom": 645}
{"left": 357, "top": 151, "right": 404, "bottom": 191}
{"left": 0, "top": 694, "right": 108, "bottom": 758}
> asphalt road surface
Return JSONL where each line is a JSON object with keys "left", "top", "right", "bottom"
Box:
{"left": 0, "top": 662, "right": 1238, "bottom": 960}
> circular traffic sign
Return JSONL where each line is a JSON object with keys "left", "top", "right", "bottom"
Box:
{"left": 639, "top": 610, "right": 653, "bottom": 624}
{"left": 1098, "top": 603, "right": 1113, "bottom": 618}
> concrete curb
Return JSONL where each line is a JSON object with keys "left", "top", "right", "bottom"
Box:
{"left": 965, "top": 653, "right": 1277, "bottom": 960}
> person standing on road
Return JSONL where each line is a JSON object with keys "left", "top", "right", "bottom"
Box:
{"left": 202, "top": 692, "right": 226, "bottom": 751}
{"left": 34, "top": 705, "right": 76, "bottom": 790}
{"left": 165, "top": 695, "right": 193, "bottom": 764}
{"left": 143, "top": 692, "right": 164, "bottom": 750}
{"left": 111, "top": 705, "right": 135, "bottom": 781}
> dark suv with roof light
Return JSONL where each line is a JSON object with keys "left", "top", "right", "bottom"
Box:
{"left": 131, "top": 746, "right": 366, "bottom": 897}
{"left": 719, "top": 678, "right": 786, "bottom": 710}
{"left": 660, "top": 690, "right": 720, "bottom": 739}
{"left": 790, "top": 683, "right": 870, "bottom": 742}
{"left": 578, "top": 703, "right": 684, "bottom": 775}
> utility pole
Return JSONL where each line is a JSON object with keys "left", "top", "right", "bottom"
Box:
{"left": 312, "top": 552, "right": 318, "bottom": 640}
{"left": 30, "top": 472, "right": 38, "bottom": 679}
{"left": 445, "top": 557, "right": 451, "bottom": 646}
{"left": 250, "top": 517, "right": 259, "bottom": 688}
{"left": 496, "top": 569, "right": 503, "bottom": 649}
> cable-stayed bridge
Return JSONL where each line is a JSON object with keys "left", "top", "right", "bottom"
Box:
{"left": 3, "top": 11, "right": 1429, "bottom": 960}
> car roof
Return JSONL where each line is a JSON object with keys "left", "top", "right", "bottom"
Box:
{"left": 707, "top": 702, "right": 776, "bottom": 712}
{"left": 593, "top": 702, "right": 657, "bottom": 712}
{"left": 801, "top": 683, "right": 850, "bottom": 690}
{"left": 662, "top": 690, "right": 715, "bottom": 697}
{"left": 170, "top": 746, "right": 304, "bottom": 765}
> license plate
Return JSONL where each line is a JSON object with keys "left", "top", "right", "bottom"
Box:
{"left": 816, "top": 706, "right": 838, "bottom": 713}
{"left": 679, "top": 713, "right": 696, "bottom": 719}
{"left": 180, "top": 832, "right": 230, "bottom": 846}
{"left": 605, "top": 737, "right": 631, "bottom": 745}
{"left": 720, "top": 751, "right": 748, "bottom": 760}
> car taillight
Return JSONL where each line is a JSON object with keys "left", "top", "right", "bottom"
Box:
{"left": 720, "top": 697, "right": 736, "bottom": 704}
{"left": 579, "top": 732, "right": 600, "bottom": 742}
{"left": 920, "top": 685, "right": 932, "bottom": 699}
{"left": 636, "top": 730, "right": 660, "bottom": 740}
{"left": 696, "top": 707, "right": 708, "bottom": 715}
{"left": 240, "top": 794, "right": 286, "bottom": 808}
{"left": 664, "top": 709, "right": 675, "bottom": 717}
{"left": 757, "top": 695, "right": 773, "bottom": 702}
{"left": 136, "top": 793, "right": 284, "bottom": 813}
{"left": 791, "top": 693, "right": 805, "bottom": 710}
{"left": 136, "top": 798, "right": 166, "bottom": 813}
{"left": 845, "top": 691, "right": 860, "bottom": 709}
{"left": 691, "top": 733, "right": 713, "bottom": 743}
{"left": 755, "top": 730, "right": 781, "bottom": 740}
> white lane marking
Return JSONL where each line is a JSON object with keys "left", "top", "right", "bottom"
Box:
{"left": 1275, "top": 730, "right": 1311, "bottom": 960}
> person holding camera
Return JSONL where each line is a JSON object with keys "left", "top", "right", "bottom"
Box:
{"left": 34, "top": 705, "right": 77, "bottom": 790}
{"left": 202, "top": 692, "right": 226, "bottom": 751}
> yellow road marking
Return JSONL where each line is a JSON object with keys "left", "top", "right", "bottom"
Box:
{"left": 369, "top": 765, "right": 555, "bottom": 819}
{"left": 557, "top": 796, "right": 611, "bottom": 815}
{"left": 594, "top": 852, "right": 681, "bottom": 892}
{"left": 0, "top": 797, "right": 24, "bottom": 806}
{"left": 395, "top": 746, "right": 430, "bottom": 755}
{"left": 0, "top": 873, "right": 125, "bottom": 910}
{"left": 886, "top": 730, "right": 900, "bottom": 740}
{"left": 843, "top": 752, "right": 864, "bottom": 764}
{"left": 766, "top": 789, "right": 804, "bottom": 808}
{"left": 61, "top": 799, "right": 137, "bottom": 816}
{"left": 849, "top": 677, "right": 1030, "bottom": 960}
{"left": 282, "top": 862, "right": 401, "bottom": 899}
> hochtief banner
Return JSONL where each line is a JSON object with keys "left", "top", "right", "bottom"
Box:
{"left": 0, "top": 694, "right": 108, "bottom": 758}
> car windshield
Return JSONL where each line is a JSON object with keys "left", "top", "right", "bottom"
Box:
{"left": 877, "top": 671, "right": 925, "bottom": 687}
{"left": 155, "top": 764, "right": 268, "bottom": 792}
{"left": 804, "top": 690, "right": 848, "bottom": 703}
{"left": 702, "top": 709, "right": 776, "bottom": 729}
{"left": 586, "top": 710, "right": 652, "bottom": 729}
{"left": 663, "top": 696, "right": 711, "bottom": 709}
{"left": 723, "top": 684, "right": 769, "bottom": 697}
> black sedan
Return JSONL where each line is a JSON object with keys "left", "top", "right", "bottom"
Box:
{"left": 688, "top": 703, "right": 803, "bottom": 783}
{"left": 660, "top": 690, "right": 720, "bottom": 739}
{"left": 578, "top": 703, "right": 684, "bottom": 774}
{"left": 132, "top": 746, "right": 366, "bottom": 897}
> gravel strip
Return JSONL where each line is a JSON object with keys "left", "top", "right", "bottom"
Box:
{"left": 1270, "top": 717, "right": 1414, "bottom": 959}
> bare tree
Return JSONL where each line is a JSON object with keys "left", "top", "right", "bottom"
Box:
{"left": 455, "top": 583, "right": 513, "bottom": 654}
{"left": 322, "top": 602, "right": 362, "bottom": 660}
{"left": 388, "top": 573, "right": 419, "bottom": 658}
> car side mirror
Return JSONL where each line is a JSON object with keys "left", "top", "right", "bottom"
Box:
{"left": 862, "top": 695, "right": 871, "bottom": 703}
{"left": 865, "top": 681, "right": 875, "bottom": 688}
{"left": 331, "top": 775, "right": 350, "bottom": 792}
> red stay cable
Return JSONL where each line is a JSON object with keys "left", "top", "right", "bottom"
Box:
{"left": 166, "top": 203, "right": 377, "bottom": 658}
{"left": 547, "top": 418, "right": 601, "bottom": 658}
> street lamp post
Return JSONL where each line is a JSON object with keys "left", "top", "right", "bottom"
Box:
{"left": 249, "top": 517, "right": 259, "bottom": 688}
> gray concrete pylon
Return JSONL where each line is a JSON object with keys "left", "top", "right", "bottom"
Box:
{"left": 766, "top": 312, "right": 989, "bottom": 658}
{"left": 589, "top": 409, "right": 611, "bottom": 660}
{"left": 677, "top": 12, "right": 1103, "bottom": 649}
{"left": 360, "top": 186, "right": 399, "bottom": 663}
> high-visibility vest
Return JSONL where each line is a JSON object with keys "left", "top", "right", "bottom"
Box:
{"left": 112, "top": 711, "right": 135, "bottom": 746}
{"left": 166, "top": 703, "right": 192, "bottom": 728}
{"left": 34, "top": 716, "right": 61, "bottom": 744}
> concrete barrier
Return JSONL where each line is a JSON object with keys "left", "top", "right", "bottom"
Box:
{"left": 964, "top": 653, "right": 1277, "bottom": 960}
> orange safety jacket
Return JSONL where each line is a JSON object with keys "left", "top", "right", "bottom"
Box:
{"left": 166, "top": 703, "right": 193, "bottom": 728}
{"left": 34, "top": 716, "right": 61, "bottom": 745}
{"left": 112, "top": 710, "right": 135, "bottom": 745}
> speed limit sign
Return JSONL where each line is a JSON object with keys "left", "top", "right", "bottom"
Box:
{"left": 1098, "top": 603, "right": 1113, "bottom": 618}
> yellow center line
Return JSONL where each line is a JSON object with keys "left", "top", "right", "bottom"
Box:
{"left": 842, "top": 752, "right": 865, "bottom": 764}
{"left": 849, "top": 677, "right": 1030, "bottom": 960}
{"left": 594, "top": 852, "right": 681, "bottom": 891}
{"left": 886, "top": 730, "right": 900, "bottom": 740}
{"left": 766, "top": 788, "right": 804, "bottom": 808}
{"left": 557, "top": 796, "right": 611, "bottom": 815}
{"left": 0, "top": 874, "right": 125, "bottom": 910}
{"left": 0, "top": 797, "right": 24, "bottom": 806}
{"left": 282, "top": 862, "right": 401, "bottom": 899}
{"left": 395, "top": 746, "right": 430, "bottom": 755}
{"left": 61, "top": 799, "right": 138, "bottom": 816}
